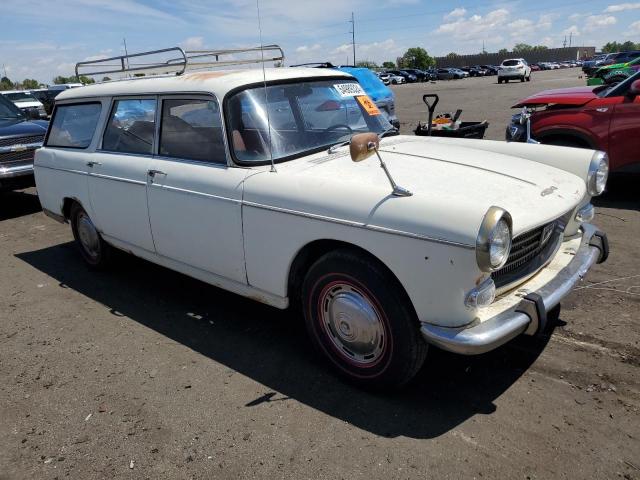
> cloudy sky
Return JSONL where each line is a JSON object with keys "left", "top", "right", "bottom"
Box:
{"left": 1, "top": 0, "right": 639, "bottom": 84}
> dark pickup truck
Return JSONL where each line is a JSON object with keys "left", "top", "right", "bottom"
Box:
{"left": 0, "top": 94, "right": 48, "bottom": 191}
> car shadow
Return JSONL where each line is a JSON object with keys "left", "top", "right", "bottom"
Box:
{"left": 16, "top": 242, "right": 555, "bottom": 439}
{"left": 0, "top": 189, "right": 42, "bottom": 221}
{"left": 593, "top": 176, "right": 640, "bottom": 212}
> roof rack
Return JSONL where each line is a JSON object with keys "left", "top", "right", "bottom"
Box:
{"left": 75, "top": 45, "right": 285, "bottom": 79}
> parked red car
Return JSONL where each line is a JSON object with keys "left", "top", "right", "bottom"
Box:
{"left": 507, "top": 72, "right": 640, "bottom": 173}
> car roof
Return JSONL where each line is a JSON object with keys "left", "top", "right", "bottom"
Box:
{"left": 55, "top": 67, "right": 353, "bottom": 102}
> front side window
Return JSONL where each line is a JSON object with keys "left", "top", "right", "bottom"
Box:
{"left": 159, "top": 98, "right": 226, "bottom": 163}
{"left": 226, "top": 80, "right": 392, "bottom": 164}
{"left": 103, "top": 98, "right": 156, "bottom": 154}
{"left": 46, "top": 103, "right": 102, "bottom": 149}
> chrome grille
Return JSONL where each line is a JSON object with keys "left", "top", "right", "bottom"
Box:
{"left": 0, "top": 134, "right": 44, "bottom": 148}
{"left": 492, "top": 220, "right": 558, "bottom": 285}
{"left": 0, "top": 149, "right": 35, "bottom": 165}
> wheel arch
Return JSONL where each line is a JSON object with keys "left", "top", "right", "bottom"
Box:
{"left": 286, "top": 239, "right": 412, "bottom": 312}
{"left": 535, "top": 128, "right": 597, "bottom": 149}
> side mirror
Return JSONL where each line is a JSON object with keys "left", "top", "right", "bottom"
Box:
{"left": 628, "top": 79, "right": 640, "bottom": 97}
{"left": 349, "top": 132, "right": 379, "bottom": 162}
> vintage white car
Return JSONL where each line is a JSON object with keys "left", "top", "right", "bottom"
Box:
{"left": 34, "top": 56, "right": 609, "bottom": 389}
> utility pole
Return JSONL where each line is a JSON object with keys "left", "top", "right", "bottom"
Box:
{"left": 563, "top": 36, "right": 567, "bottom": 48}
{"left": 349, "top": 12, "right": 356, "bottom": 66}
{"left": 569, "top": 31, "right": 573, "bottom": 48}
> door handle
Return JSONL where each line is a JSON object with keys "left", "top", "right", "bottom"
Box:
{"left": 147, "top": 169, "right": 166, "bottom": 177}
{"left": 86, "top": 161, "right": 102, "bottom": 167}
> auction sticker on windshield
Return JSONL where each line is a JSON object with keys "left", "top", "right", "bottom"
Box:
{"left": 334, "top": 83, "right": 366, "bottom": 97}
{"left": 356, "top": 95, "right": 380, "bottom": 115}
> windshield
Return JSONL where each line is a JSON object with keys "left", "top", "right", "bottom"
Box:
{"left": 5, "top": 92, "right": 38, "bottom": 102}
{"left": 227, "top": 79, "right": 392, "bottom": 164}
{"left": 0, "top": 95, "right": 24, "bottom": 119}
{"left": 502, "top": 60, "right": 521, "bottom": 66}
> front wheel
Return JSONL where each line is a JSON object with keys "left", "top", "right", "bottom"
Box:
{"left": 301, "top": 249, "right": 427, "bottom": 389}
{"left": 526, "top": 74, "right": 531, "bottom": 82}
{"left": 70, "top": 202, "right": 113, "bottom": 269}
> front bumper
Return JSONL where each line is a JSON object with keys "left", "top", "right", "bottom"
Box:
{"left": 420, "top": 224, "right": 608, "bottom": 355}
{"left": 0, "top": 164, "right": 35, "bottom": 190}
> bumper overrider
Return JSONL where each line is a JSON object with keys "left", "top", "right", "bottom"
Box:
{"left": 420, "top": 224, "right": 608, "bottom": 354}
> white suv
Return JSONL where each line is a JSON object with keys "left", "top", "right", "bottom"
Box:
{"left": 498, "top": 58, "right": 531, "bottom": 83}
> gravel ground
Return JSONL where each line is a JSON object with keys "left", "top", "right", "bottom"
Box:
{"left": 1, "top": 68, "right": 639, "bottom": 480}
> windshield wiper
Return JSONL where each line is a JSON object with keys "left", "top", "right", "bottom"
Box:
{"left": 327, "top": 140, "right": 350, "bottom": 154}
{"left": 326, "top": 126, "right": 399, "bottom": 155}
{"left": 380, "top": 127, "right": 399, "bottom": 138}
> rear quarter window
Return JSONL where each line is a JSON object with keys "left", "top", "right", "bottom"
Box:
{"left": 46, "top": 103, "right": 102, "bottom": 149}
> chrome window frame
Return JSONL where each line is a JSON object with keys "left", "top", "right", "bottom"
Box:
{"left": 155, "top": 93, "right": 231, "bottom": 167}
{"left": 98, "top": 95, "right": 159, "bottom": 158}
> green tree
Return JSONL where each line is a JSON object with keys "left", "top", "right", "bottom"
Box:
{"left": 78, "top": 75, "right": 95, "bottom": 84}
{"left": 382, "top": 61, "right": 396, "bottom": 69}
{"left": 355, "top": 60, "right": 378, "bottom": 69}
{"left": 498, "top": 48, "right": 509, "bottom": 55}
{"left": 446, "top": 52, "right": 459, "bottom": 58}
{"left": 400, "top": 47, "right": 435, "bottom": 69}
{"left": 0, "top": 76, "right": 13, "bottom": 90}
{"left": 620, "top": 40, "right": 638, "bottom": 51}
{"left": 21, "top": 79, "right": 39, "bottom": 89}
{"left": 513, "top": 43, "right": 534, "bottom": 53}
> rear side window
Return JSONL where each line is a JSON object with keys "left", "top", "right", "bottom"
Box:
{"left": 46, "top": 103, "right": 101, "bottom": 149}
{"left": 102, "top": 99, "right": 156, "bottom": 154}
{"left": 159, "top": 98, "right": 226, "bottom": 163}
{"left": 502, "top": 60, "right": 520, "bottom": 66}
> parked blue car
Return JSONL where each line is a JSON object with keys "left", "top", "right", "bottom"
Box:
{"left": 290, "top": 63, "right": 400, "bottom": 129}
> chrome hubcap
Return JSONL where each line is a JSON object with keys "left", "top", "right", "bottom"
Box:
{"left": 321, "top": 283, "right": 384, "bottom": 364}
{"left": 77, "top": 212, "right": 100, "bottom": 259}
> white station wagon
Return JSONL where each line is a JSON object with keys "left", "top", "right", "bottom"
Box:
{"left": 34, "top": 48, "right": 609, "bottom": 389}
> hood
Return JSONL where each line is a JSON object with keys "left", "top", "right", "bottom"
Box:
{"left": 0, "top": 118, "right": 48, "bottom": 137}
{"left": 513, "top": 86, "right": 598, "bottom": 107}
{"left": 14, "top": 100, "right": 43, "bottom": 108}
{"left": 243, "top": 136, "right": 585, "bottom": 247}
{"left": 598, "top": 61, "right": 627, "bottom": 72}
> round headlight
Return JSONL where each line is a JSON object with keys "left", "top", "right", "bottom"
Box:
{"left": 489, "top": 219, "right": 512, "bottom": 267}
{"left": 476, "top": 207, "right": 513, "bottom": 272}
{"left": 588, "top": 151, "right": 609, "bottom": 196}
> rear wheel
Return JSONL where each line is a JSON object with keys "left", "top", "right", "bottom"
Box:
{"left": 526, "top": 74, "right": 531, "bottom": 82}
{"left": 520, "top": 76, "right": 525, "bottom": 82}
{"left": 301, "top": 249, "right": 427, "bottom": 390}
{"left": 70, "top": 202, "right": 113, "bottom": 269}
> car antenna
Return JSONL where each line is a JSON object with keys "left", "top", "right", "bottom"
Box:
{"left": 256, "top": 0, "right": 276, "bottom": 173}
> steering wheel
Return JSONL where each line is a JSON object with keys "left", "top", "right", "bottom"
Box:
{"left": 324, "top": 124, "right": 353, "bottom": 134}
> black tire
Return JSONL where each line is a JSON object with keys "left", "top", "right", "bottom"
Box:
{"left": 520, "top": 76, "right": 525, "bottom": 82}
{"left": 526, "top": 74, "right": 531, "bottom": 82}
{"left": 498, "top": 78, "right": 503, "bottom": 84}
{"left": 70, "top": 202, "right": 113, "bottom": 269}
{"left": 301, "top": 248, "right": 428, "bottom": 390}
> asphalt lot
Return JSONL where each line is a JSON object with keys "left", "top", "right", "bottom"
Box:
{"left": 1, "top": 68, "right": 639, "bottom": 479}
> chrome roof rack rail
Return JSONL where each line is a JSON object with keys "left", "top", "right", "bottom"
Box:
{"left": 75, "top": 47, "right": 188, "bottom": 79}
{"left": 75, "top": 45, "right": 285, "bottom": 80}
{"left": 184, "top": 45, "right": 285, "bottom": 69}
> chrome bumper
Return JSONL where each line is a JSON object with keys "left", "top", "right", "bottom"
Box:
{"left": 420, "top": 224, "right": 608, "bottom": 355}
{"left": 0, "top": 163, "right": 34, "bottom": 179}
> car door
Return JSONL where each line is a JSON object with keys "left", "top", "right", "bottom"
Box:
{"left": 88, "top": 97, "right": 157, "bottom": 253}
{"left": 608, "top": 81, "right": 640, "bottom": 172}
{"left": 146, "top": 95, "right": 248, "bottom": 283}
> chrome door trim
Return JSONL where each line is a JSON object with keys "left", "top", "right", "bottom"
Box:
{"left": 148, "top": 182, "right": 242, "bottom": 204}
